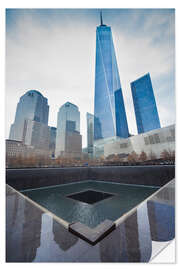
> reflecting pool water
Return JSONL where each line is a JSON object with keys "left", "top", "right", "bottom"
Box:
{"left": 21, "top": 181, "right": 159, "bottom": 228}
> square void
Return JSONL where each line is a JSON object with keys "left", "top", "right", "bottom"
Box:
{"left": 67, "top": 190, "right": 114, "bottom": 204}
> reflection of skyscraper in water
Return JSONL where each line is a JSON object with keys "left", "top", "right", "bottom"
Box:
{"left": 99, "top": 222, "right": 129, "bottom": 262}
{"left": 53, "top": 219, "right": 78, "bottom": 251}
{"left": 6, "top": 187, "right": 41, "bottom": 262}
{"left": 146, "top": 180, "right": 175, "bottom": 243}
{"left": 94, "top": 12, "right": 129, "bottom": 141}
{"left": 33, "top": 213, "right": 79, "bottom": 262}
{"left": 99, "top": 206, "right": 152, "bottom": 262}
{"left": 21, "top": 200, "right": 41, "bottom": 261}
{"left": 6, "top": 189, "right": 26, "bottom": 262}
{"left": 147, "top": 201, "right": 175, "bottom": 242}
{"left": 122, "top": 211, "right": 141, "bottom": 262}
{"left": 33, "top": 213, "right": 62, "bottom": 262}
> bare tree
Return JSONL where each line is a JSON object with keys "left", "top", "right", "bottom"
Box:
{"left": 160, "top": 149, "right": 175, "bottom": 161}
{"left": 148, "top": 151, "right": 157, "bottom": 161}
{"left": 160, "top": 149, "right": 171, "bottom": 160}
{"left": 171, "top": 150, "right": 175, "bottom": 160}
{"left": 127, "top": 151, "right": 139, "bottom": 163}
{"left": 139, "top": 151, "right": 147, "bottom": 162}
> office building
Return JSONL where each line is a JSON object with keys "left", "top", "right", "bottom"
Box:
{"left": 48, "top": 127, "right": 57, "bottom": 158}
{"left": 64, "top": 131, "right": 82, "bottom": 158}
{"left": 94, "top": 12, "right": 129, "bottom": 141}
{"left": 131, "top": 73, "right": 161, "bottom": 134}
{"left": 87, "top": 113, "right": 94, "bottom": 158}
{"left": 23, "top": 119, "right": 50, "bottom": 151}
{"left": 9, "top": 90, "right": 50, "bottom": 153}
{"left": 55, "top": 102, "right": 82, "bottom": 158}
{"left": 9, "top": 90, "right": 49, "bottom": 141}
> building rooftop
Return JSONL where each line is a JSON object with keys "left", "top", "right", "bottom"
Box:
{"left": 6, "top": 139, "right": 23, "bottom": 143}
{"left": 63, "top": 102, "right": 78, "bottom": 109}
{"left": 26, "top": 90, "right": 43, "bottom": 97}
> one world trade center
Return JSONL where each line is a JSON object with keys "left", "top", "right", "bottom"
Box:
{"left": 94, "top": 12, "right": 129, "bottom": 141}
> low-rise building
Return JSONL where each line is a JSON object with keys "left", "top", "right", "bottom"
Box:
{"left": 6, "top": 139, "right": 50, "bottom": 158}
{"left": 93, "top": 136, "right": 122, "bottom": 158}
{"left": 6, "top": 139, "right": 30, "bottom": 157}
{"left": 104, "top": 124, "right": 175, "bottom": 159}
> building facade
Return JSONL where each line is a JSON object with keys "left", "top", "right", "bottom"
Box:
{"left": 94, "top": 13, "right": 129, "bottom": 141}
{"left": 9, "top": 90, "right": 49, "bottom": 141}
{"left": 9, "top": 90, "right": 50, "bottom": 153}
{"left": 104, "top": 124, "right": 175, "bottom": 159}
{"left": 6, "top": 139, "right": 50, "bottom": 160}
{"left": 48, "top": 127, "right": 57, "bottom": 158}
{"left": 93, "top": 136, "right": 122, "bottom": 158}
{"left": 64, "top": 131, "right": 82, "bottom": 159}
{"left": 86, "top": 113, "right": 94, "bottom": 158}
{"left": 55, "top": 102, "right": 82, "bottom": 158}
{"left": 23, "top": 119, "right": 50, "bottom": 151}
{"left": 6, "top": 140, "right": 31, "bottom": 158}
{"left": 131, "top": 73, "right": 161, "bottom": 134}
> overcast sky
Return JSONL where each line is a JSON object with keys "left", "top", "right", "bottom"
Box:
{"left": 6, "top": 8, "right": 175, "bottom": 147}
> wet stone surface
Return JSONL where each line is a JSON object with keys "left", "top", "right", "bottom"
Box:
{"left": 6, "top": 179, "right": 175, "bottom": 262}
{"left": 69, "top": 219, "right": 115, "bottom": 245}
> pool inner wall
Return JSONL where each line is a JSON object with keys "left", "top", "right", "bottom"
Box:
{"left": 6, "top": 165, "right": 175, "bottom": 191}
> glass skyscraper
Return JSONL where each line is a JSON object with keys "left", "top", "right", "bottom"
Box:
{"left": 23, "top": 119, "right": 50, "bottom": 151}
{"left": 86, "top": 112, "right": 94, "bottom": 157}
{"left": 94, "top": 13, "right": 129, "bottom": 141}
{"left": 9, "top": 90, "right": 49, "bottom": 143}
{"left": 55, "top": 102, "right": 81, "bottom": 158}
{"left": 131, "top": 73, "right": 161, "bottom": 134}
{"left": 48, "top": 126, "right": 57, "bottom": 158}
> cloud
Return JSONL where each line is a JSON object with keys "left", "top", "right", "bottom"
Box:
{"left": 6, "top": 9, "right": 175, "bottom": 146}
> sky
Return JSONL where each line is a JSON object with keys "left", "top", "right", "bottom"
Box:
{"left": 5, "top": 8, "right": 175, "bottom": 147}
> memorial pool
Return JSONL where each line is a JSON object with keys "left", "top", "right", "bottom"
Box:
{"left": 21, "top": 180, "right": 159, "bottom": 228}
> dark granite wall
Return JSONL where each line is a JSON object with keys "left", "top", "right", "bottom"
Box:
{"left": 88, "top": 166, "right": 175, "bottom": 187}
{"left": 6, "top": 167, "right": 89, "bottom": 190}
{"left": 6, "top": 165, "right": 175, "bottom": 191}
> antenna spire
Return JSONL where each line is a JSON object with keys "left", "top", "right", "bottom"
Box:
{"left": 100, "top": 10, "right": 103, "bottom": 26}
